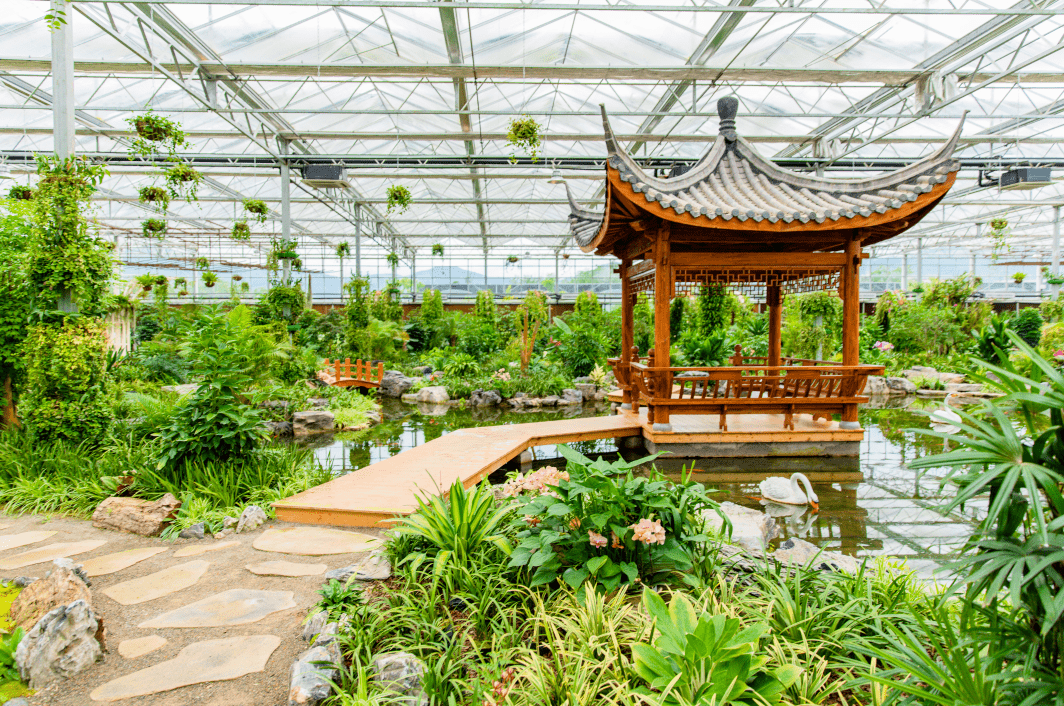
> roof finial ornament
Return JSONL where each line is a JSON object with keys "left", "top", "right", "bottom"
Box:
{"left": 717, "top": 96, "right": 739, "bottom": 142}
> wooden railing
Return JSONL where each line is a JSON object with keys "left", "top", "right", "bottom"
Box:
{"left": 318, "top": 358, "right": 386, "bottom": 389}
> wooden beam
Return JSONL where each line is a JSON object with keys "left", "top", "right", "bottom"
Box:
{"left": 767, "top": 285, "right": 782, "bottom": 368}
{"left": 841, "top": 236, "right": 861, "bottom": 425}
{"left": 620, "top": 259, "right": 634, "bottom": 408}
{"left": 653, "top": 221, "right": 672, "bottom": 426}
{"left": 674, "top": 252, "right": 864, "bottom": 268}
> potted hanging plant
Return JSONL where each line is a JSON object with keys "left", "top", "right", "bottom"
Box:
{"left": 178, "top": 289, "right": 189, "bottom": 297}
{"left": 292, "top": 257, "right": 303, "bottom": 271}
{"left": 562, "top": 253, "right": 570, "bottom": 259}
{"left": 231, "top": 220, "right": 251, "bottom": 240}
{"left": 127, "top": 110, "right": 189, "bottom": 158}
{"left": 989, "top": 218, "right": 1010, "bottom": 260}
{"left": 240, "top": 282, "right": 250, "bottom": 293}
{"left": 386, "top": 252, "right": 400, "bottom": 267}
{"left": 174, "top": 277, "right": 187, "bottom": 289}
{"left": 232, "top": 274, "right": 243, "bottom": 282}
{"left": 141, "top": 218, "right": 167, "bottom": 239}
{"left": 154, "top": 275, "right": 168, "bottom": 287}
{"left": 432, "top": 243, "right": 444, "bottom": 256}
{"left": 243, "top": 199, "right": 269, "bottom": 224}
{"left": 196, "top": 257, "right": 209, "bottom": 270}
{"left": 202, "top": 271, "right": 218, "bottom": 288}
{"left": 1013, "top": 272, "right": 1027, "bottom": 284}
{"left": 7, "top": 185, "right": 33, "bottom": 201}
{"left": 507, "top": 115, "right": 542, "bottom": 164}
{"left": 163, "top": 163, "right": 203, "bottom": 202}
{"left": 336, "top": 242, "right": 351, "bottom": 259}
{"left": 135, "top": 274, "right": 155, "bottom": 293}
{"left": 507, "top": 255, "right": 519, "bottom": 264}
{"left": 139, "top": 186, "right": 170, "bottom": 210}
{"left": 386, "top": 185, "right": 412, "bottom": 214}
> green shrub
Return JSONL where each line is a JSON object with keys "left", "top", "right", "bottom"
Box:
{"left": 910, "top": 375, "right": 945, "bottom": 390}
{"left": 1041, "top": 297, "right": 1063, "bottom": 324}
{"left": 574, "top": 291, "right": 600, "bottom": 317}
{"left": 443, "top": 352, "right": 481, "bottom": 378}
{"left": 695, "top": 284, "right": 728, "bottom": 336}
{"left": 1010, "top": 307, "right": 1043, "bottom": 348}
{"left": 669, "top": 296, "right": 685, "bottom": 341}
{"left": 549, "top": 318, "right": 607, "bottom": 377}
{"left": 456, "top": 318, "right": 501, "bottom": 358}
{"left": 474, "top": 290, "right": 497, "bottom": 323}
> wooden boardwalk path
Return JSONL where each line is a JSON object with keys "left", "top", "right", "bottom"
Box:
{"left": 273, "top": 415, "right": 642, "bottom": 528}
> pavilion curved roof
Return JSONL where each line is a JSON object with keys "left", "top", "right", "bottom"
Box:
{"left": 570, "top": 96, "right": 964, "bottom": 256}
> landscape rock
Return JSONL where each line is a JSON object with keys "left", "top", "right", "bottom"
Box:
{"left": 702, "top": 502, "right": 778, "bottom": 552}
{"left": 91, "top": 493, "right": 181, "bottom": 536}
{"left": 160, "top": 383, "right": 198, "bottom": 396}
{"left": 307, "top": 397, "right": 330, "bottom": 408}
{"left": 560, "top": 388, "right": 583, "bottom": 405}
{"left": 50, "top": 557, "right": 90, "bottom": 587}
{"left": 9, "top": 561, "right": 92, "bottom": 631}
{"left": 380, "top": 371, "right": 416, "bottom": 398}
{"left": 293, "top": 411, "right": 336, "bottom": 437}
{"left": 469, "top": 389, "right": 503, "bottom": 407}
{"left": 574, "top": 382, "right": 597, "bottom": 399}
{"left": 774, "top": 537, "right": 861, "bottom": 573}
{"left": 262, "top": 399, "right": 290, "bottom": 413}
{"left": 179, "top": 523, "right": 205, "bottom": 540}
{"left": 410, "top": 365, "right": 433, "bottom": 376}
{"left": 415, "top": 386, "right": 449, "bottom": 404}
{"left": 372, "top": 652, "right": 427, "bottom": 705}
{"left": 266, "top": 421, "right": 294, "bottom": 438}
{"left": 865, "top": 376, "right": 917, "bottom": 397}
{"left": 323, "top": 552, "right": 392, "bottom": 583}
{"left": 541, "top": 395, "right": 560, "bottom": 407}
{"left": 15, "top": 600, "right": 102, "bottom": 688}
{"left": 302, "top": 612, "right": 328, "bottom": 642}
{"left": 13, "top": 577, "right": 37, "bottom": 588}
{"left": 236, "top": 505, "right": 268, "bottom": 533}
{"left": 945, "top": 382, "right": 984, "bottom": 394}
{"left": 223, "top": 516, "right": 238, "bottom": 529}
{"left": 289, "top": 642, "right": 342, "bottom": 706}
{"left": 4, "top": 698, "right": 28, "bottom": 706}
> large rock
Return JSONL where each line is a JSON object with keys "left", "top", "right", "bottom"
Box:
{"left": 323, "top": 552, "right": 392, "bottom": 583}
{"left": 945, "top": 382, "right": 984, "bottom": 394}
{"left": 266, "top": 420, "right": 294, "bottom": 438}
{"left": 160, "top": 383, "right": 198, "bottom": 396}
{"left": 774, "top": 537, "right": 861, "bottom": 574}
{"left": 236, "top": 505, "right": 268, "bottom": 533}
{"left": 574, "top": 382, "right": 597, "bottom": 399}
{"left": 865, "top": 376, "right": 917, "bottom": 397}
{"left": 469, "top": 389, "right": 503, "bottom": 407}
{"left": 380, "top": 371, "right": 415, "bottom": 398}
{"left": 372, "top": 652, "right": 427, "bottom": 705}
{"left": 415, "top": 386, "right": 449, "bottom": 404}
{"left": 92, "top": 493, "right": 180, "bottom": 536}
{"left": 540, "top": 396, "right": 560, "bottom": 407}
{"left": 289, "top": 642, "right": 342, "bottom": 706}
{"left": 702, "top": 502, "right": 778, "bottom": 553}
{"left": 293, "top": 411, "right": 336, "bottom": 437}
{"left": 15, "top": 600, "right": 102, "bottom": 688}
{"left": 560, "top": 388, "right": 583, "bottom": 406}
{"left": 9, "top": 560, "right": 92, "bottom": 631}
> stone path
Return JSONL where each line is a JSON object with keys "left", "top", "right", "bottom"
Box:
{"left": 0, "top": 514, "right": 386, "bottom": 704}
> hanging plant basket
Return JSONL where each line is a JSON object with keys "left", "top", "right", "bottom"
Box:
{"left": 127, "top": 110, "right": 189, "bottom": 159}
{"left": 202, "top": 271, "right": 218, "bottom": 288}
{"left": 335, "top": 242, "right": 351, "bottom": 258}
{"left": 7, "top": 185, "right": 34, "bottom": 201}
{"left": 506, "top": 255, "right": 519, "bottom": 264}
{"left": 141, "top": 218, "right": 167, "bottom": 240}
{"left": 1013, "top": 272, "right": 1027, "bottom": 284}
{"left": 241, "top": 282, "right": 250, "bottom": 293}
{"left": 196, "top": 257, "right": 209, "bottom": 270}
{"left": 178, "top": 290, "right": 189, "bottom": 297}
{"left": 173, "top": 277, "right": 187, "bottom": 288}
{"left": 138, "top": 186, "right": 170, "bottom": 210}
{"left": 292, "top": 257, "right": 303, "bottom": 271}
{"left": 386, "top": 252, "right": 400, "bottom": 267}
{"left": 136, "top": 274, "right": 156, "bottom": 293}
{"left": 562, "top": 253, "right": 570, "bottom": 259}
{"left": 154, "top": 275, "right": 168, "bottom": 287}
{"left": 988, "top": 218, "right": 1011, "bottom": 261}
{"left": 507, "top": 115, "right": 542, "bottom": 164}
{"left": 231, "top": 220, "right": 251, "bottom": 241}
{"left": 163, "top": 163, "right": 203, "bottom": 202}
{"left": 232, "top": 274, "right": 243, "bottom": 282}
{"left": 243, "top": 199, "right": 269, "bottom": 224}
{"left": 386, "top": 185, "right": 412, "bottom": 214}
{"left": 432, "top": 243, "right": 444, "bottom": 257}
{"left": 276, "top": 250, "right": 298, "bottom": 260}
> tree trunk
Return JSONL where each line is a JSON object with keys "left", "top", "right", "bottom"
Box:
{"left": 2, "top": 375, "right": 20, "bottom": 429}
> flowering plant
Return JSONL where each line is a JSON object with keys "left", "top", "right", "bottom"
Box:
{"left": 505, "top": 445, "right": 721, "bottom": 591}
{"left": 491, "top": 368, "right": 511, "bottom": 382}
{"left": 1054, "top": 350, "right": 1064, "bottom": 360}
{"left": 872, "top": 340, "right": 894, "bottom": 352}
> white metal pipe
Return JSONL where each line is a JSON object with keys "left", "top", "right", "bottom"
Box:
{"left": 916, "top": 238, "right": 923, "bottom": 286}
{"left": 51, "top": 0, "right": 75, "bottom": 159}
{"left": 1053, "top": 206, "right": 1062, "bottom": 298}
{"left": 354, "top": 203, "right": 362, "bottom": 278}
{"left": 902, "top": 253, "right": 908, "bottom": 290}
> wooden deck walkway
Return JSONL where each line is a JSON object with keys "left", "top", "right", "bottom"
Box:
{"left": 273, "top": 415, "right": 643, "bottom": 528}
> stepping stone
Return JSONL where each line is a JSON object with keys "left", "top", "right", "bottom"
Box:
{"left": 102, "top": 560, "right": 209, "bottom": 606}
{"left": 253, "top": 527, "right": 380, "bottom": 556}
{"left": 81, "top": 547, "right": 168, "bottom": 577}
{"left": 173, "top": 540, "right": 239, "bottom": 558}
{"left": 0, "top": 531, "right": 57, "bottom": 553}
{"left": 139, "top": 589, "right": 296, "bottom": 629}
{"left": 118, "top": 635, "right": 167, "bottom": 659}
{"left": 90, "top": 634, "right": 280, "bottom": 702}
{"left": 246, "top": 560, "right": 327, "bottom": 577}
{"left": 0, "top": 540, "right": 106, "bottom": 570}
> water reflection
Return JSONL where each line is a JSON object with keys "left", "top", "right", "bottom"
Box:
{"left": 299, "top": 398, "right": 983, "bottom": 579}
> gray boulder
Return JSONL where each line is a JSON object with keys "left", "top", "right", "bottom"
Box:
{"left": 380, "top": 371, "right": 416, "bottom": 398}
{"left": 774, "top": 537, "right": 861, "bottom": 573}
{"left": 236, "top": 505, "right": 268, "bottom": 533}
{"left": 266, "top": 420, "right": 294, "bottom": 438}
{"left": 323, "top": 552, "right": 392, "bottom": 582}
{"left": 865, "top": 376, "right": 917, "bottom": 397}
{"left": 178, "top": 523, "right": 205, "bottom": 540}
{"left": 293, "top": 411, "right": 336, "bottom": 437}
{"left": 160, "top": 383, "right": 198, "bottom": 396}
{"left": 540, "top": 396, "right": 560, "bottom": 407}
{"left": 16, "top": 600, "right": 102, "bottom": 688}
{"left": 302, "top": 612, "right": 328, "bottom": 643}
{"left": 560, "top": 388, "right": 583, "bottom": 406}
{"left": 574, "top": 382, "right": 597, "bottom": 399}
{"left": 702, "top": 502, "right": 778, "bottom": 553}
{"left": 372, "top": 652, "right": 427, "bottom": 705}
{"left": 415, "top": 386, "right": 449, "bottom": 404}
{"left": 469, "top": 389, "right": 503, "bottom": 407}
{"left": 288, "top": 642, "right": 342, "bottom": 706}
{"left": 91, "top": 493, "right": 180, "bottom": 536}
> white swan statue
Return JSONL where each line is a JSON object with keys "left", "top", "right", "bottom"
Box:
{"left": 760, "top": 499, "right": 817, "bottom": 538}
{"left": 759, "top": 473, "right": 818, "bottom": 509}
{"left": 929, "top": 392, "right": 962, "bottom": 433}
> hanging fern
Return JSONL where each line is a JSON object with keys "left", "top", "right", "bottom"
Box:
{"left": 243, "top": 199, "right": 269, "bottom": 224}
{"left": 201, "top": 271, "right": 218, "bottom": 288}
{"left": 231, "top": 220, "right": 251, "bottom": 240}
{"left": 336, "top": 242, "right": 351, "bottom": 258}
{"left": 507, "top": 115, "right": 542, "bottom": 164}
{"left": 7, "top": 185, "right": 34, "bottom": 200}
{"left": 432, "top": 243, "right": 444, "bottom": 256}
{"left": 127, "top": 109, "right": 189, "bottom": 159}
{"left": 138, "top": 186, "right": 170, "bottom": 210}
{"left": 386, "top": 252, "right": 400, "bottom": 267}
{"left": 196, "top": 257, "right": 209, "bottom": 270}
{"left": 141, "top": 218, "right": 167, "bottom": 240}
{"left": 989, "top": 218, "right": 1011, "bottom": 261}
{"left": 386, "top": 185, "right": 412, "bottom": 214}
{"left": 163, "top": 163, "right": 203, "bottom": 202}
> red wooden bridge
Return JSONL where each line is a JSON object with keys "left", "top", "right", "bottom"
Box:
{"left": 317, "top": 358, "right": 385, "bottom": 389}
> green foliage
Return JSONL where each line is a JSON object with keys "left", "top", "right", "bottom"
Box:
{"left": 910, "top": 374, "right": 945, "bottom": 390}
{"left": 5, "top": 185, "right": 33, "bottom": 201}
{"left": 316, "top": 580, "right": 364, "bottom": 621}
{"left": 141, "top": 218, "right": 166, "bottom": 239}
{"left": 474, "top": 290, "right": 497, "bottom": 323}
{"left": 574, "top": 291, "right": 600, "bottom": 317}
{"left": 420, "top": 289, "right": 444, "bottom": 325}
{"left": 201, "top": 271, "right": 217, "bottom": 287}
{"left": 335, "top": 241, "right": 351, "bottom": 258}
{"left": 21, "top": 318, "right": 111, "bottom": 443}
{"left": 242, "top": 199, "right": 269, "bottom": 224}
{"left": 138, "top": 185, "right": 169, "bottom": 209}
{"left": 455, "top": 316, "right": 501, "bottom": 359}
{"left": 507, "top": 115, "right": 542, "bottom": 163}
{"left": 154, "top": 308, "right": 269, "bottom": 468}
{"left": 974, "top": 313, "right": 1011, "bottom": 365}
{"left": 368, "top": 287, "right": 403, "bottom": 324}
{"left": 921, "top": 274, "right": 981, "bottom": 309}
{"left": 0, "top": 199, "right": 33, "bottom": 385}
{"left": 443, "top": 352, "right": 481, "bottom": 377}
{"left": 196, "top": 257, "right": 209, "bottom": 270}
{"left": 0, "top": 627, "right": 24, "bottom": 684}
{"left": 508, "top": 445, "right": 718, "bottom": 591}
{"left": 127, "top": 109, "right": 189, "bottom": 159}
{"left": 258, "top": 284, "right": 305, "bottom": 325}
{"left": 1041, "top": 297, "right": 1063, "bottom": 324}
{"left": 549, "top": 317, "right": 607, "bottom": 377}
{"left": 358, "top": 318, "right": 408, "bottom": 361}
{"left": 634, "top": 293, "right": 653, "bottom": 353}
{"left": 386, "top": 252, "right": 400, "bottom": 268}
{"left": 696, "top": 284, "right": 728, "bottom": 336}
{"left": 678, "top": 330, "right": 730, "bottom": 367}
{"left": 670, "top": 296, "right": 685, "bottom": 341}
{"left": 163, "top": 163, "right": 203, "bottom": 202}
{"left": 386, "top": 185, "right": 413, "bottom": 214}
{"left": 1010, "top": 307, "right": 1043, "bottom": 348}
{"left": 632, "top": 590, "right": 799, "bottom": 705}
{"left": 231, "top": 220, "right": 250, "bottom": 240}
{"left": 431, "top": 242, "right": 444, "bottom": 256}
{"left": 342, "top": 277, "right": 371, "bottom": 357}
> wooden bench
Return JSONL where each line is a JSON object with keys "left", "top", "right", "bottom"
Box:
{"left": 317, "top": 358, "right": 385, "bottom": 390}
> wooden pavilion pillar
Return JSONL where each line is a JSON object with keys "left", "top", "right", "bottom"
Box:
{"left": 840, "top": 235, "right": 862, "bottom": 429}
{"left": 619, "top": 259, "right": 634, "bottom": 409}
{"left": 651, "top": 220, "right": 672, "bottom": 430}
{"left": 766, "top": 284, "right": 782, "bottom": 368}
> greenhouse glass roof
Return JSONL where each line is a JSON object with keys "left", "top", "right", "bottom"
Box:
{"left": 2, "top": 0, "right": 1063, "bottom": 276}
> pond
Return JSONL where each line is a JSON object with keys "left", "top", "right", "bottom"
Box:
{"left": 300, "top": 397, "right": 984, "bottom": 579}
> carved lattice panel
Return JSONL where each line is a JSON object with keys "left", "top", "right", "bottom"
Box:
{"left": 672, "top": 267, "right": 840, "bottom": 299}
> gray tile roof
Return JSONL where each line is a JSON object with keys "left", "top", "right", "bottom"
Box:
{"left": 570, "top": 96, "right": 964, "bottom": 250}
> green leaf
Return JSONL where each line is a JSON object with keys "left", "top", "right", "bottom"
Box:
{"left": 586, "top": 555, "right": 608, "bottom": 575}
{"left": 562, "top": 567, "right": 589, "bottom": 589}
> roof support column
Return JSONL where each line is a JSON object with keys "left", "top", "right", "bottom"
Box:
{"left": 916, "top": 238, "right": 923, "bottom": 287}
{"left": 354, "top": 204, "right": 362, "bottom": 279}
{"left": 651, "top": 221, "right": 672, "bottom": 431}
{"left": 767, "top": 285, "right": 782, "bottom": 369}
{"left": 51, "top": 0, "right": 75, "bottom": 159}
{"left": 279, "top": 139, "right": 291, "bottom": 242}
{"left": 902, "top": 253, "right": 908, "bottom": 291}
{"left": 841, "top": 235, "right": 862, "bottom": 430}
{"left": 619, "top": 260, "right": 634, "bottom": 411}
{"left": 1052, "top": 206, "right": 1061, "bottom": 298}
{"left": 411, "top": 250, "right": 417, "bottom": 303}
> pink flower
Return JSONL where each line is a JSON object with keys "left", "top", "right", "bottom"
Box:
{"left": 873, "top": 341, "right": 894, "bottom": 352}
{"left": 1054, "top": 350, "right": 1064, "bottom": 359}
{"left": 610, "top": 531, "right": 623, "bottom": 549}
{"left": 629, "top": 518, "right": 666, "bottom": 545}
{"left": 588, "top": 531, "right": 607, "bottom": 548}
